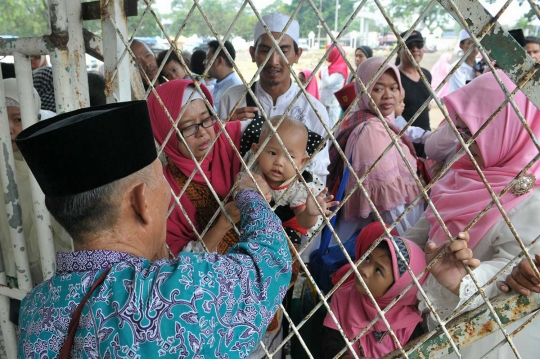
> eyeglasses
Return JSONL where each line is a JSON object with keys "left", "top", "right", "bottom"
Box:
{"left": 407, "top": 41, "right": 424, "bottom": 50}
{"left": 457, "top": 126, "right": 473, "bottom": 142}
{"left": 177, "top": 115, "right": 216, "bottom": 138}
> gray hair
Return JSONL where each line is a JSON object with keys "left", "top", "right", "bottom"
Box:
{"left": 45, "top": 163, "right": 157, "bottom": 243}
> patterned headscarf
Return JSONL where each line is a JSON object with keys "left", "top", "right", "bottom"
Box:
{"left": 32, "top": 66, "right": 55, "bottom": 112}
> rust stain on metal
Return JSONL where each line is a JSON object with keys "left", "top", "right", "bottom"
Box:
{"left": 479, "top": 320, "right": 495, "bottom": 336}
{"left": 44, "top": 32, "right": 69, "bottom": 51}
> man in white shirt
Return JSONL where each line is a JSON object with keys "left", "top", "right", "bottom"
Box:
{"left": 204, "top": 40, "right": 243, "bottom": 111}
{"left": 448, "top": 30, "right": 478, "bottom": 93}
{"left": 218, "top": 13, "right": 330, "bottom": 181}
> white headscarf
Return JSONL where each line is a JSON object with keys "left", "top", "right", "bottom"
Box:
{"left": 3, "top": 78, "right": 41, "bottom": 118}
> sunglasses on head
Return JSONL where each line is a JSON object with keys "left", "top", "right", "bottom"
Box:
{"left": 407, "top": 41, "right": 424, "bottom": 50}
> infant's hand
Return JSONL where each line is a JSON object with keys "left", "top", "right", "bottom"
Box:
{"left": 305, "top": 187, "right": 339, "bottom": 216}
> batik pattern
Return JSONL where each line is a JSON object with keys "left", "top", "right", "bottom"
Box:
{"left": 18, "top": 190, "right": 292, "bottom": 359}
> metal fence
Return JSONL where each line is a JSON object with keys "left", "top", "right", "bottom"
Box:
{"left": 1, "top": 0, "right": 540, "bottom": 358}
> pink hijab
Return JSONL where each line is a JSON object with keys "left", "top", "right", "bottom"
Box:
{"left": 326, "top": 44, "right": 349, "bottom": 85}
{"left": 350, "top": 56, "right": 402, "bottom": 117}
{"left": 339, "top": 57, "right": 418, "bottom": 219}
{"left": 299, "top": 69, "right": 320, "bottom": 100}
{"left": 332, "top": 222, "right": 399, "bottom": 285}
{"left": 147, "top": 79, "right": 242, "bottom": 254}
{"left": 426, "top": 71, "right": 540, "bottom": 247}
{"left": 324, "top": 236, "right": 427, "bottom": 358}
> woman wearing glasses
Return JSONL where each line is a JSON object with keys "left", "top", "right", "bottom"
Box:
{"left": 405, "top": 70, "right": 540, "bottom": 358}
{"left": 147, "top": 79, "right": 247, "bottom": 255}
{"left": 396, "top": 29, "right": 433, "bottom": 158}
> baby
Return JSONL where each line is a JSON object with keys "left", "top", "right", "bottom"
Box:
{"left": 243, "top": 116, "right": 337, "bottom": 240}
{"left": 395, "top": 89, "right": 431, "bottom": 144}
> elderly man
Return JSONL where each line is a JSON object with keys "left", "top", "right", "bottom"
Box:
{"left": 448, "top": 30, "right": 479, "bottom": 93}
{"left": 16, "top": 101, "right": 292, "bottom": 358}
{"left": 130, "top": 39, "right": 159, "bottom": 88}
{"left": 218, "top": 13, "right": 330, "bottom": 183}
{"left": 204, "top": 40, "right": 242, "bottom": 111}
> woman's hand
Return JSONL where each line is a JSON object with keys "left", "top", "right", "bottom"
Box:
{"left": 305, "top": 187, "right": 339, "bottom": 216}
{"left": 497, "top": 254, "right": 540, "bottom": 296}
{"left": 425, "top": 231, "right": 481, "bottom": 295}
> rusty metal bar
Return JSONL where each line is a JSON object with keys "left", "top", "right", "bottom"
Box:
{"left": 66, "top": 0, "right": 90, "bottom": 108}
{"left": 48, "top": 0, "right": 76, "bottom": 113}
{"left": 382, "top": 292, "right": 540, "bottom": 359}
{"left": 0, "top": 69, "right": 33, "bottom": 291}
{"left": 13, "top": 54, "right": 58, "bottom": 281}
{"left": 438, "top": 0, "right": 540, "bottom": 108}
{"left": 101, "top": 0, "right": 131, "bottom": 102}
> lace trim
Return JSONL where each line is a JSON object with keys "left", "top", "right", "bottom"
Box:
{"left": 418, "top": 274, "right": 458, "bottom": 330}
{"left": 458, "top": 274, "right": 483, "bottom": 311}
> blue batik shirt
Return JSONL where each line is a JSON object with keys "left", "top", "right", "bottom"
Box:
{"left": 18, "top": 190, "right": 292, "bottom": 358}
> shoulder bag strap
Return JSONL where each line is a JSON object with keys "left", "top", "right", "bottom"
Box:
{"left": 319, "top": 155, "right": 352, "bottom": 254}
{"left": 59, "top": 267, "right": 111, "bottom": 359}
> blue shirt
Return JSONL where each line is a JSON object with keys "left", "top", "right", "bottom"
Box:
{"left": 18, "top": 190, "right": 292, "bottom": 358}
{"left": 212, "top": 72, "right": 242, "bottom": 112}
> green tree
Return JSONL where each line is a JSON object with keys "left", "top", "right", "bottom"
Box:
{"left": 0, "top": 0, "right": 49, "bottom": 37}
{"left": 83, "top": 2, "right": 163, "bottom": 39}
{"left": 275, "top": 0, "right": 357, "bottom": 38}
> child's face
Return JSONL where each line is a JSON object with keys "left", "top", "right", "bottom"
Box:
{"left": 354, "top": 247, "right": 394, "bottom": 298}
{"left": 163, "top": 60, "right": 187, "bottom": 81}
{"left": 369, "top": 70, "right": 400, "bottom": 117}
{"left": 252, "top": 128, "right": 309, "bottom": 187}
{"left": 395, "top": 96, "right": 405, "bottom": 117}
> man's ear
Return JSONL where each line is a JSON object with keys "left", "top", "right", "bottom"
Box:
{"left": 249, "top": 46, "right": 256, "bottom": 62}
{"left": 131, "top": 183, "right": 150, "bottom": 225}
{"left": 294, "top": 47, "right": 303, "bottom": 64}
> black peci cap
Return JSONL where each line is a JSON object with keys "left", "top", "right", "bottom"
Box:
{"left": 16, "top": 101, "right": 157, "bottom": 197}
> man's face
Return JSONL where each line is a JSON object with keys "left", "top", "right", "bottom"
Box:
{"left": 399, "top": 41, "right": 425, "bottom": 65}
{"left": 460, "top": 38, "right": 479, "bottom": 59}
{"left": 526, "top": 43, "right": 540, "bottom": 62}
{"left": 249, "top": 33, "right": 302, "bottom": 88}
{"left": 203, "top": 47, "right": 219, "bottom": 79}
{"left": 131, "top": 42, "right": 158, "bottom": 83}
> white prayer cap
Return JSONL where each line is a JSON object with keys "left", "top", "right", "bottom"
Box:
{"left": 459, "top": 30, "right": 471, "bottom": 42}
{"left": 253, "top": 13, "right": 300, "bottom": 45}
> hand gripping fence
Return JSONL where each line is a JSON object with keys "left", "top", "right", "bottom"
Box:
{"left": 1, "top": 0, "right": 540, "bottom": 358}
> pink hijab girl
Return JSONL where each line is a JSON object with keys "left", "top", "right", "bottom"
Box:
{"left": 328, "top": 57, "right": 422, "bottom": 236}
{"left": 323, "top": 236, "right": 427, "bottom": 358}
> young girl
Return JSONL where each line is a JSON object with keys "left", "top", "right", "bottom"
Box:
{"left": 322, "top": 227, "right": 427, "bottom": 359}
{"left": 244, "top": 115, "right": 337, "bottom": 241}
{"left": 328, "top": 56, "right": 423, "bottom": 240}
{"left": 156, "top": 50, "right": 192, "bottom": 83}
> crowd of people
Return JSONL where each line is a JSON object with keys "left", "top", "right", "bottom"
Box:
{"left": 1, "top": 11, "right": 540, "bottom": 359}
